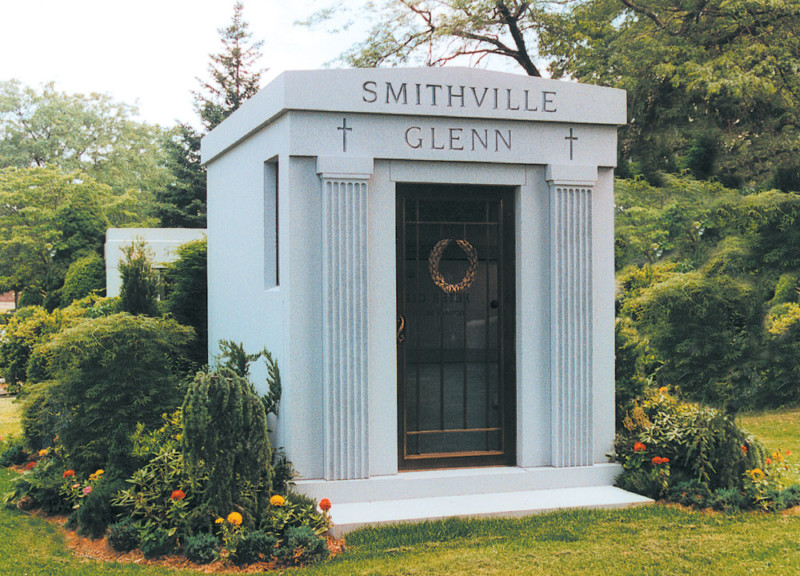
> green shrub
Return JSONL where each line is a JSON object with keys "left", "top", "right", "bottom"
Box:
{"left": 262, "top": 491, "right": 330, "bottom": 538}
{"left": 182, "top": 353, "right": 272, "bottom": 522}
{"left": 183, "top": 532, "right": 219, "bottom": 564}
{"left": 164, "top": 238, "right": 207, "bottom": 367}
{"left": 31, "top": 313, "right": 193, "bottom": 475}
{"left": 275, "top": 525, "right": 328, "bottom": 566}
{"left": 771, "top": 273, "right": 799, "bottom": 305}
{"left": 20, "top": 381, "right": 66, "bottom": 451}
{"left": 0, "top": 440, "right": 27, "bottom": 466}
{"left": 624, "top": 272, "right": 760, "bottom": 404}
{"left": 6, "top": 456, "right": 71, "bottom": 515}
{"left": 615, "top": 391, "right": 766, "bottom": 495}
{"left": 108, "top": 518, "right": 140, "bottom": 552}
{"left": 118, "top": 240, "right": 159, "bottom": 317}
{"left": 76, "top": 478, "right": 125, "bottom": 539}
{"left": 231, "top": 530, "right": 276, "bottom": 565}
{"left": 761, "top": 302, "right": 800, "bottom": 406}
{"left": 0, "top": 307, "right": 61, "bottom": 386}
{"left": 139, "top": 524, "right": 176, "bottom": 559}
{"left": 112, "top": 412, "right": 206, "bottom": 539}
{"left": 710, "top": 487, "right": 746, "bottom": 512}
{"left": 60, "top": 253, "right": 105, "bottom": 305}
{"left": 668, "top": 479, "right": 713, "bottom": 508}
{"left": 614, "top": 318, "right": 657, "bottom": 425}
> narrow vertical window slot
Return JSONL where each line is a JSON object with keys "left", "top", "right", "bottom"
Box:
{"left": 264, "top": 159, "right": 279, "bottom": 289}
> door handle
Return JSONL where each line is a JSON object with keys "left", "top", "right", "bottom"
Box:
{"left": 397, "top": 314, "right": 406, "bottom": 343}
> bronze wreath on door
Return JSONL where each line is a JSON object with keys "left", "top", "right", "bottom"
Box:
{"left": 427, "top": 238, "right": 479, "bottom": 294}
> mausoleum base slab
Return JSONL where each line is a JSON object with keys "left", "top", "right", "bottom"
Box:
{"left": 294, "top": 464, "right": 652, "bottom": 536}
{"left": 317, "top": 486, "right": 652, "bottom": 537}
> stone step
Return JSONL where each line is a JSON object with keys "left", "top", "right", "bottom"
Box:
{"left": 326, "top": 486, "right": 652, "bottom": 537}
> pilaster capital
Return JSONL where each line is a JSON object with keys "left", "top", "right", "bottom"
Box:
{"left": 546, "top": 164, "right": 597, "bottom": 187}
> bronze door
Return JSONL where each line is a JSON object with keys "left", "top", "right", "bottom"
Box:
{"left": 397, "top": 184, "right": 516, "bottom": 470}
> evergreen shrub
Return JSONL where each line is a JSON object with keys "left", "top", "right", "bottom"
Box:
{"left": 232, "top": 530, "right": 276, "bottom": 565}
{"left": 275, "top": 525, "right": 329, "bottom": 566}
{"left": 60, "top": 253, "right": 105, "bottom": 305}
{"left": 108, "top": 518, "right": 140, "bottom": 552}
{"left": 183, "top": 532, "right": 220, "bottom": 564}
{"left": 182, "top": 349, "right": 272, "bottom": 522}
{"left": 164, "top": 238, "right": 207, "bottom": 367}
{"left": 30, "top": 313, "right": 193, "bottom": 475}
{"left": 139, "top": 525, "right": 176, "bottom": 559}
{"left": 76, "top": 478, "right": 125, "bottom": 539}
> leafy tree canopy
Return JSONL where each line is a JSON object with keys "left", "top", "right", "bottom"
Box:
{"left": 0, "top": 80, "right": 174, "bottom": 200}
{"left": 540, "top": 0, "right": 800, "bottom": 187}
{"left": 302, "top": 0, "right": 554, "bottom": 75}
{"left": 0, "top": 167, "right": 110, "bottom": 300}
{"left": 310, "top": 0, "right": 800, "bottom": 187}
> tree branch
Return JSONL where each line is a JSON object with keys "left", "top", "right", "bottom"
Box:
{"left": 618, "top": 0, "right": 666, "bottom": 29}
{"left": 495, "top": 1, "right": 540, "bottom": 76}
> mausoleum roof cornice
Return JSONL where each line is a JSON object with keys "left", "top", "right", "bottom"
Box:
{"left": 201, "top": 68, "right": 626, "bottom": 165}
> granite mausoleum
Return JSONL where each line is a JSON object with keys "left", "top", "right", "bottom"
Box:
{"left": 202, "top": 67, "right": 649, "bottom": 534}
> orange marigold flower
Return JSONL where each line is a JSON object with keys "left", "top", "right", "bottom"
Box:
{"left": 766, "top": 458, "right": 772, "bottom": 465}
{"left": 319, "top": 498, "right": 332, "bottom": 512}
{"left": 170, "top": 490, "right": 186, "bottom": 501}
{"left": 269, "top": 494, "right": 286, "bottom": 507}
{"left": 63, "top": 469, "right": 75, "bottom": 478}
{"left": 633, "top": 442, "right": 646, "bottom": 453}
{"left": 658, "top": 386, "right": 668, "bottom": 395}
{"left": 25, "top": 461, "right": 36, "bottom": 470}
{"left": 227, "top": 512, "right": 243, "bottom": 526}
{"left": 214, "top": 517, "right": 224, "bottom": 525}
{"left": 651, "top": 456, "right": 669, "bottom": 465}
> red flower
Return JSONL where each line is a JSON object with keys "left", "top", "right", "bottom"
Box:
{"left": 766, "top": 458, "right": 773, "bottom": 465}
{"left": 170, "top": 490, "right": 186, "bottom": 501}
{"left": 633, "top": 442, "right": 646, "bottom": 453}
{"left": 63, "top": 469, "right": 75, "bottom": 478}
{"left": 651, "top": 456, "right": 669, "bottom": 465}
{"left": 319, "top": 498, "right": 332, "bottom": 512}
{"left": 741, "top": 445, "right": 748, "bottom": 454}
{"left": 25, "top": 461, "right": 36, "bottom": 471}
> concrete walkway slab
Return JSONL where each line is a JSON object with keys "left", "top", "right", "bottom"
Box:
{"left": 328, "top": 486, "right": 652, "bottom": 536}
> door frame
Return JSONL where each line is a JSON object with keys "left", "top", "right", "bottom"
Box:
{"left": 396, "top": 183, "right": 516, "bottom": 471}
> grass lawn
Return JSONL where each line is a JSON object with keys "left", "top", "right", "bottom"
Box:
{"left": 0, "top": 403, "right": 799, "bottom": 575}
{"left": 0, "top": 397, "right": 22, "bottom": 440}
{"left": 739, "top": 408, "right": 800, "bottom": 455}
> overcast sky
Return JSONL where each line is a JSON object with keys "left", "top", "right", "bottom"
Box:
{"left": 0, "top": 0, "right": 361, "bottom": 127}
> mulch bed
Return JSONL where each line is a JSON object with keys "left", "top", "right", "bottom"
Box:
{"left": 37, "top": 511, "right": 345, "bottom": 573}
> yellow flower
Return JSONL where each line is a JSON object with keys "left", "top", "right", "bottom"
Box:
{"left": 658, "top": 387, "right": 668, "bottom": 395}
{"left": 227, "top": 512, "right": 243, "bottom": 526}
{"left": 270, "top": 494, "right": 286, "bottom": 507}
{"left": 748, "top": 468, "right": 766, "bottom": 480}
{"left": 38, "top": 448, "right": 49, "bottom": 457}
{"left": 215, "top": 517, "right": 224, "bottom": 524}
{"left": 89, "top": 469, "right": 105, "bottom": 481}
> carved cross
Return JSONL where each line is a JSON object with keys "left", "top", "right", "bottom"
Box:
{"left": 565, "top": 128, "right": 578, "bottom": 161}
{"left": 337, "top": 117, "right": 352, "bottom": 152}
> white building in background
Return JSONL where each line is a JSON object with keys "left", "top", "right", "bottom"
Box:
{"left": 104, "top": 228, "right": 206, "bottom": 297}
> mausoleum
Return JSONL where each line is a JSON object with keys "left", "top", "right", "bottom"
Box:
{"left": 202, "top": 67, "right": 649, "bottom": 534}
